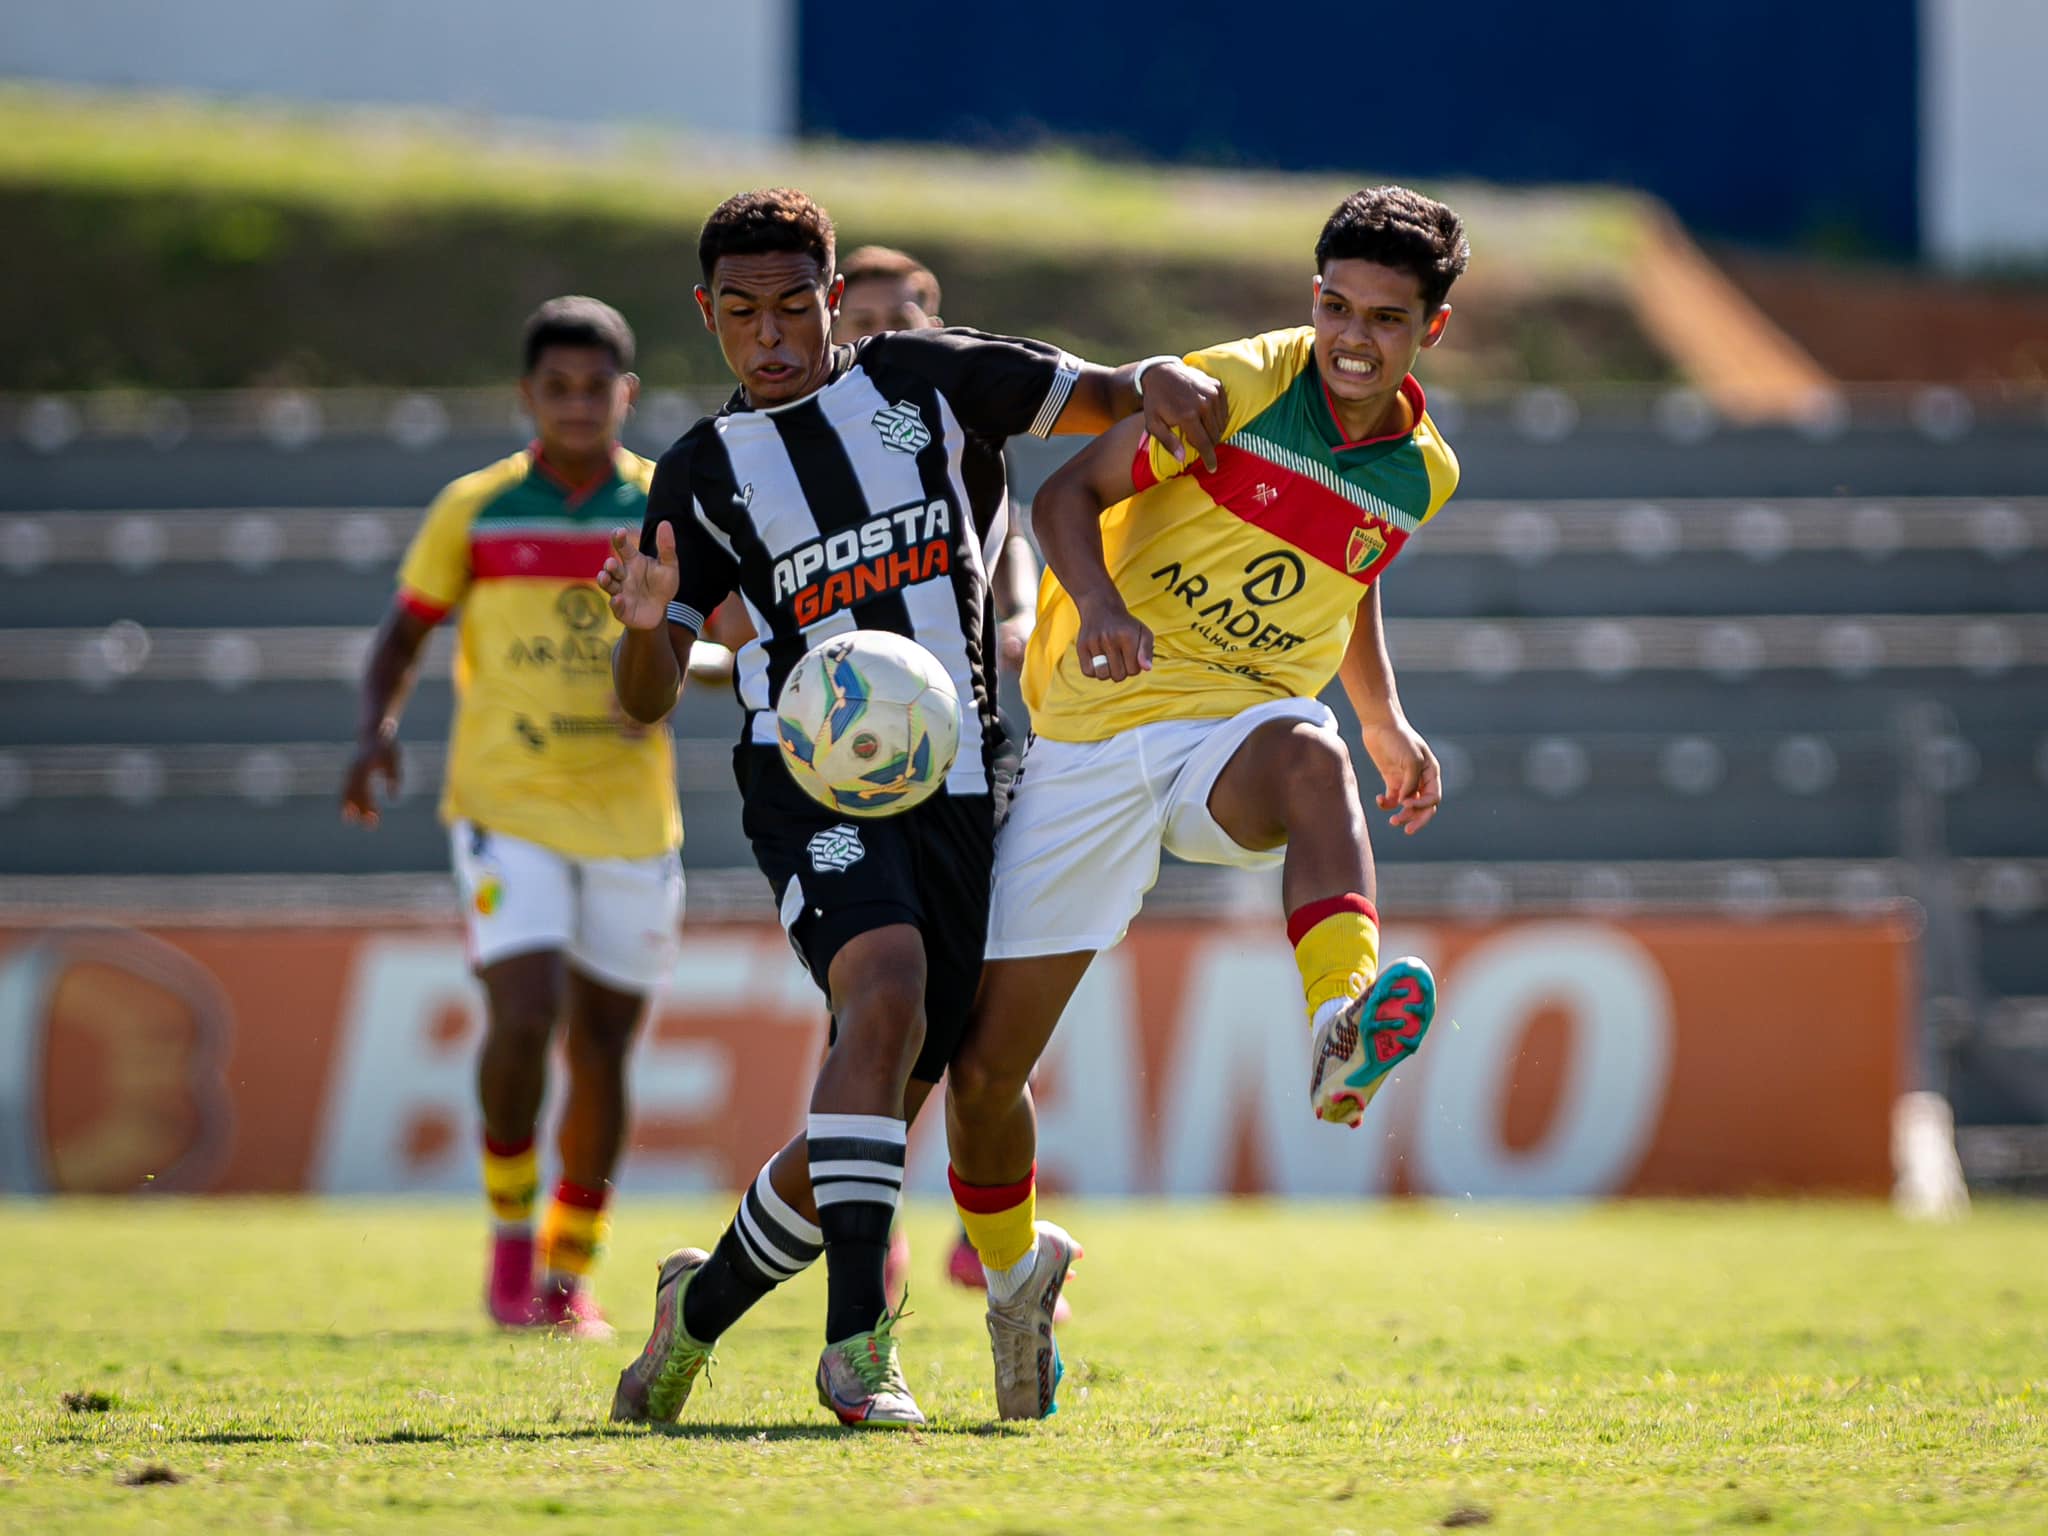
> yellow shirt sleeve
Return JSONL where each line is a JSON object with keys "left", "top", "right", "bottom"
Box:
{"left": 1135, "top": 328, "right": 1311, "bottom": 487}
{"left": 395, "top": 478, "right": 480, "bottom": 619}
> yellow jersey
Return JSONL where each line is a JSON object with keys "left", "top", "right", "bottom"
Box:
{"left": 397, "top": 444, "right": 681, "bottom": 860}
{"left": 1023, "top": 328, "right": 1458, "bottom": 741}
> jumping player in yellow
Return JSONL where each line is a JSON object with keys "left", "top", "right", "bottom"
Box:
{"left": 941, "top": 187, "right": 1465, "bottom": 1417}
{"left": 342, "top": 297, "right": 681, "bottom": 1338}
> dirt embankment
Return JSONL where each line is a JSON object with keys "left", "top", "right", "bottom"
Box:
{"left": 1716, "top": 249, "right": 2048, "bottom": 387}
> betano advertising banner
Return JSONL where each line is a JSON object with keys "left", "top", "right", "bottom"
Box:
{"left": 0, "top": 918, "right": 1911, "bottom": 1200}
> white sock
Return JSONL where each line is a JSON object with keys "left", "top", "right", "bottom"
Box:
{"left": 1311, "top": 995, "right": 1350, "bottom": 1035}
{"left": 983, "top": 1244, "right": 1040, "bottom": 1304}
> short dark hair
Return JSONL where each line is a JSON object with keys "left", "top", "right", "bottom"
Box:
{"left": 1315, "top": 187, "right": 1470, "bottom": 312}
{"left": 840, "top": 245, "right": 942, "bottom": 312}
{"left": 522, "top": 295, "right": 635, "bottom": 373}
{"left": 697, "top": 188, "right": 836, "bottom": 288}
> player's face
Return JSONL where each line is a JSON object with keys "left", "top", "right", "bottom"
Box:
{"left": 1313, "top": 259, "right": 1451, "bottom": 418}
{"left": 833, "top": 275, "right": 938, "bottom": 342}
{"left": 520, "top": 346, "right": 637, "bottom": 462}
{"left": 696, "top": 253, "right": 846, "bottom": 406}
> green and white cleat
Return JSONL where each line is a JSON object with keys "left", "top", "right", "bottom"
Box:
{"left": 815, "top": 1299, "right": 924, "bottom": 1427}
{"left": 1309, "top": 957, "right": 1436, "bottom": 1128}
{"left": 609, "top": 1247, "right": 715, "bottom": 1425}
{"left": 986, "top": 1221, "right": 1079, "bottom": 1421}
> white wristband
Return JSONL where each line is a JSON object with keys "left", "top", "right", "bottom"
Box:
{"left": 1131, "top": 355, "right": 1179, "bottom": 397}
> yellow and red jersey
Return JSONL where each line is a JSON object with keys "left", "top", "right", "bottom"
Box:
{"left": 397, "top": 444, "right": 681, "bottom": 860}
{"left": 1023, "top": 328, "right": 1458, "bottom": 741}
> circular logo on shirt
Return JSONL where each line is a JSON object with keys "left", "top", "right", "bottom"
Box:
{"left": 556, "top": 585, "right": 608, "bottom": 632}
{"left": 1240, "top": 550, "right": 1307, "bottom": 606}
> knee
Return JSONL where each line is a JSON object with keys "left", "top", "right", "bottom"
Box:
{"left": 829, "top": 933, "right": 929, "bottom": 1064}
{"left": 1278, "top": 728, "right": 1359, "bottom": 820}
{"left": 567, "top": 997, "right": 644, "bottom": 1061}
{"left": 946, "top": 1035, "right": 1028, "bottom": 1119}
{"left": 484, "top": 997, "right": 558, "bottom": 1054}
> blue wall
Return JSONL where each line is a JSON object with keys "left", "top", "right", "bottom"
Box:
{"left": 799, "top": 0, "right": 1919, "bottom": 251}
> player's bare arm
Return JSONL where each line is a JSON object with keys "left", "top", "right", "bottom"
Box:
{"left": 1337, "top": 582, "right": 1441, "bottom": 836}
{"left": 1056, "top": 358, "right": 1228, "bottom": 472}
{"left": 1029, "top": 414, "right": 1156, "bottom": 683}
{"left": 991, "top": 532, "right": 1039, "bottom": 672}
{"left": 601, "top": 523, "right": 694, "bottom": 723}
{"left": 340, "top": 598, "right": 437, "bottom": 827}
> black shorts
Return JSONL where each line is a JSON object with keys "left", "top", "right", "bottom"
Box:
{"left": 735, "top": 744, "right": 995, "bottom": 1084}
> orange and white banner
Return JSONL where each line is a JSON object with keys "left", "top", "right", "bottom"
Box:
{"left": 0, "top": 917, "right": 1911, "bottom": 1199}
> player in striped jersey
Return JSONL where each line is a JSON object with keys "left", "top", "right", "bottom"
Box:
{"left": 603, "top": 188, "right": 1224, "bottom": 1429}
{"left": 942, "top": 188, "right": 1468, "bottom": 1415}
{"left": 342, "top": 298, "right": 681, "bottom": 1339}
{"left": 829, "top": 244, "right": 1060, "bottom": 1313}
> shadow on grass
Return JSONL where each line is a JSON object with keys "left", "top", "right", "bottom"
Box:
{"left": 636, "top": 1420, "right": 1026, "bottom": 1442}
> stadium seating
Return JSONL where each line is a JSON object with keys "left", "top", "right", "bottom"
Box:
{"left": 2, "top": 394, "right": 2044, "bottom": 1144}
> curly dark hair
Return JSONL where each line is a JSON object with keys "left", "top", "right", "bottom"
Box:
{"left": 697, "top": 187, "right": 837, "bottom": 288}
{"left": 521, "top": 295, "right": 634, "bottom": 373}
{"left": 1315, "top": 187, "right": 1470, "bottom": 311}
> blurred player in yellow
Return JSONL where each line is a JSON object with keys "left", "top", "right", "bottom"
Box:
{"left": 829, "top": 245, "right": 1058, "bottom": 1310}
{"left": 943, "top": 188, "right": 1466, "bottom": 1416}
{"left": 342, "top": 296, "right": 680, "bottom": 1339}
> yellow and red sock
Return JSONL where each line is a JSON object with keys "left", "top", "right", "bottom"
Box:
{"left": 1288, "top": 893, "right": 1381, "bottom": 1022}
{"left": 482, "top": 1133, "right": 538, "bottom": 1228}
{"left": 948, "top": 1162, "right": 1037, "bottom": 1272}
{"left": 539, "top": 1179, "right": 610, "bottom": 1285}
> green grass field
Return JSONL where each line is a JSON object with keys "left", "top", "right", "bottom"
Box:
{"left": 5, "top": 1200, "right": 2044, "bottom": 1533}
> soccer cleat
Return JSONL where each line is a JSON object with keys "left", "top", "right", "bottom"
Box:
{"left": 986, "top": 1221, "right": 1079, "bottom": 1421}
{"left": 609, "top": 1248, "right": 716, "bottom": 1424}
{"left": 1309, "top": 957, "right": 1437, "bottom": 1129}
{"left": 540, "top": 1278, "right": 616, "bottom": 1342}
{"left": 815, "top": 1300, "right": 925, "bottom": 1428}
{"left": 487, "top": 1229, "right": 546, "bottom": 1328}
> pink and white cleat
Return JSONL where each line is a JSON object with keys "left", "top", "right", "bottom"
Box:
{"left": 487, "top": 1229, "right": 546, "bottom": 1328}
{"left": 539, "top": 1278, "right": 616, "bottom": 1341}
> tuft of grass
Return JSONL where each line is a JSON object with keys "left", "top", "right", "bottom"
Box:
{"left": 59, "top": 1390, "right": 113, "bottom": 1413}
{"left": 1, "top": 1198, "right": 2042, "bottom": 1533}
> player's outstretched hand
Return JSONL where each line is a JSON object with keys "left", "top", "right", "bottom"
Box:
{"left": 601, "top": 523, "right": 679, "bottom": 631}
{"left": 1362, "top": 717, "right": 1442, "bottom": 836}
{"left": 340, "top": 729, "right": 401, "bottom": 829}
{"left": 1139, "top": 361, "right": 1228, "bottom": 474}
{"left": 1075, "top": 594, "right": 1153, "bottom": 683}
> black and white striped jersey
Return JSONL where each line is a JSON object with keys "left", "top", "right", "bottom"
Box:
{"left": 642, "top": 327, "right": 1079, "bottom": 796}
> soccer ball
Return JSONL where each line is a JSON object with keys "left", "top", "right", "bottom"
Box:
{"left": 774, "top": 631, "right": 961, "bottom": 818}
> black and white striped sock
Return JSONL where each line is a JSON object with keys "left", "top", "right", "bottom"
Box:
{"left": 808, "top": 1112, "right": 907, "bottom": 1343}
{"left": 680, "top": 1162, "right": 824, "bottom": 1344}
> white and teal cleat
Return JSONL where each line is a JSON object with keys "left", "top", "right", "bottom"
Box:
{"left": 986, "top": 1221, "right": 1080, "bottom": 1421}
{"left": 1309, "top": 957, "right": 1436, "bottom": 1128}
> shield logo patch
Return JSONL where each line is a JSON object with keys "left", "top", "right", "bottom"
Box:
{"left": 1346, "top": 523, "right": 1387, "bottom": 575}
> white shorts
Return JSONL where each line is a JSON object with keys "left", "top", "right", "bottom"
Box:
{"left": 450, "top": 821, "right": 684, "bottom": 994}
{"left": 988, "top": 696, "right": 1337, "bottom": 958}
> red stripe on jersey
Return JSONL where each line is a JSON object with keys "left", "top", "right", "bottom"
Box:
{"left": 398, "top": 589, "right": 451, "bottom": 624}
{"left": 1130, "top": 439, "right": 1160, "bottom": 492}
{"left": 469, "top": 532, "right": 614, "bottom": 581}
{"left": 1191, "top": 444, "right": 1408, "bottom": 584}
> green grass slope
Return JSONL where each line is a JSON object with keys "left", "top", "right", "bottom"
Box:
{"left": 0, "top": 87, "right": 1669, "bottom": 391}
{"left": 4, "top": 1198, "right": 2043, "bottom": 1533}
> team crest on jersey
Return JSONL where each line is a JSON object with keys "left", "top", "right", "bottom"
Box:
{"left": 1346, "top": 523, "right": 1387, "bottom": 574}
{"left": 872, "top": 402, "right": 932, "bottom": 454}
{"left": 807, "top": 824, "right": 866, "bottom": 873}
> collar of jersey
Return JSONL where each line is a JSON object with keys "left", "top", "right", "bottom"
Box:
{"left": 1306, "top": 366, "right": 1425, "bottom": 457}
{"left": 525, "top": 439, "right": 627, "bottom": 507}
{"left": 721, "top": 345, "right": 859, "bottom": 417}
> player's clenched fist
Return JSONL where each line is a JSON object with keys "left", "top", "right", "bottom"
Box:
{"left": 601, "top": 522, "right": 679, "bottom": 630}
{"left": 1074, "top": 593, "right": 1153, "bottom": 683}
{"left": 1137, "top": 361, "right": 1229, "bottom": 474}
